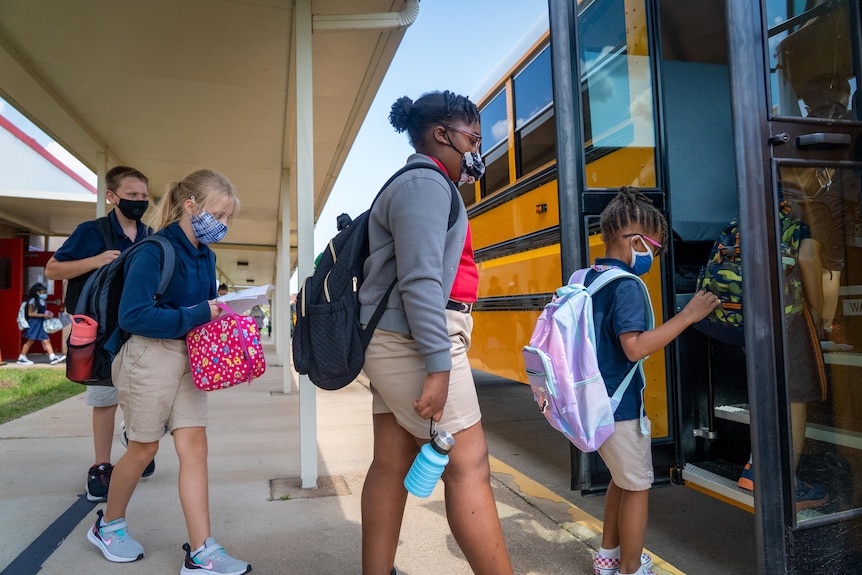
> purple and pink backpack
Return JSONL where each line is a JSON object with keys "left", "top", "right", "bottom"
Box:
{"left": 522, "top": 268, "right": 653, "bottom": 452}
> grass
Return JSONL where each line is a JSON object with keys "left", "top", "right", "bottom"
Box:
{"left": 0, "top": 367, "right": 84, "bottom": 424}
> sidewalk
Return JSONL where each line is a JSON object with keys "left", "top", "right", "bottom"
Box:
{"left": 0, "top": 342, "right": 599, "bottom": 575}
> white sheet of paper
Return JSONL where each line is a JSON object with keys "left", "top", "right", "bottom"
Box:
{"left": 216, "top": 284, "right": 275, "bottom": 314}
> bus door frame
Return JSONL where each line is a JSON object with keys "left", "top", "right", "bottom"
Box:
{"left": 549, "top": 0, "right": 675, "bottom": 493}
{"left": 727, "top": 0, "right": 862, "bottom": 573}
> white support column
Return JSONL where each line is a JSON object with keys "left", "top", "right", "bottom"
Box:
{"left": 273, "top": 219, "right": 283, "bottom": 366}
{"left": 279, "top": 167, "right": 294, "bottom": 394}
{"left": 295, "top": 0, "right": 318, "bottom": 489}
{"left": 96, "top": 150, "right": 107, "bottom": 218}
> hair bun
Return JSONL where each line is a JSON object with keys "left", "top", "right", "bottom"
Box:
{"left": 389, "top": 96, "right": 413, "bottom": 133}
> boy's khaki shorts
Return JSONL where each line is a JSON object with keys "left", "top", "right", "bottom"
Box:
{"left": 598, "top": 417, "right": 654, "bottom": 491}
{"left": 363, "top": 310, "right": 481, "bottom": 440}
{"left": 112, "top": 335, "right": 207, "bottom": 443}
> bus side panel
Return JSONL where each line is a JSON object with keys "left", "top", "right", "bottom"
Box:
{"left": 477, "top": 245, "right": 562, "bottom": 297}
{"left": 470, "top": 180, "right": 559, "bottom": 250}
{"left": 584, "top": 147, "right": 656, "bottom": 189}
{"left": 469, "top": 309, "right": 540, "bottom": 384}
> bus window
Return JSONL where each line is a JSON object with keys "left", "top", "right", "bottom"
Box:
{"left": 769, "top": 0, "right": 857, "bottom": 120}
{"left": 458, "top": 180, "right": 477, "bottom": 208}
{"left": 480, "top": 90, "right": 510, "bottom": 197}
{"left": 513, "top": 46, "right": 556, "bottom": 177}
{"left": 579, "top": 0, "right": 656, "bottom": 189}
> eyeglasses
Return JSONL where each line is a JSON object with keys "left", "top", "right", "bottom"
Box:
{"left": 622, "top": 233, "right": 662, "bottom": 252}
{"left": 444, "top": 125, "right": 482, "bottom": 149}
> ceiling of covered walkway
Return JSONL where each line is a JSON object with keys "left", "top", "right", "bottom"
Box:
{"left": 0, "top": 0, "right": 415, "bottom": 287}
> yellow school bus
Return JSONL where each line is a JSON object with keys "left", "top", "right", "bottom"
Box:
{"left": 461, "top": 1, "right": 862, "bottom": 573}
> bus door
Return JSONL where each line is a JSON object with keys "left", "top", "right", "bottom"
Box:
{"left": 726, "top": 0, "right": 862, "bottom": 572}
{"left": 549, "top": 0, "right": 676, "bottom": 493}
{"left": 0, "top": 238, "right": 24, "bottom": 361}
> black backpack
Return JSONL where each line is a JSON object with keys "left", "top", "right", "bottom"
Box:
{"left": 66, "top": 235, "right": 176, "bottom": 386}
{"left": 64, "top": 216, "right": 116, "bottom": 313}
{"left": 292, "top": 163, "right": 459, "bottom": 391}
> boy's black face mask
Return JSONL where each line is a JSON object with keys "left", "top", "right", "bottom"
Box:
{"left": 116, "top": 198, "right": 149, "bottom": 221}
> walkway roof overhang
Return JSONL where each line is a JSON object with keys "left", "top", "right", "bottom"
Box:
{"left": 0, "top": 0, "right": 414, "bottom": 288}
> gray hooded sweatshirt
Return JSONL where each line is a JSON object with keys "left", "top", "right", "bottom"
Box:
{"left": 358, "top": 153, "right": 469, "bottom": 373}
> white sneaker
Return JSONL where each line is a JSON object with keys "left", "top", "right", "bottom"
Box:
{"left": 17, "top": 356, "right": 34, "bottom": 365}
{"left": 49, "top": 354, "right": 66, "bottom": 365}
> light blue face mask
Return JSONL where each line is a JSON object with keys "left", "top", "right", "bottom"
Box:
{"left": 630, "top": 239, "right": 655, "bottom": 276}
{"left": 38, "top": 293, "right": 48, "bottom": 300}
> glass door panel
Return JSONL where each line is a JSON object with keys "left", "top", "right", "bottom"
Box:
{"left": 578, "top": 0, "right": 657, "bottom": 189}
{"left": 777, "top": 164, "right": 862, "bottom": 523}
{"left": 768, "top": 0, "right": 858, "bottom": 121}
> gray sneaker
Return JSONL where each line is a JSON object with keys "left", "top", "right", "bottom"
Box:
{"left": 181, "top": 537, "right": 251, "bottom": 575}
{"left": 86, "top": 510, "right": 144, "bottom": 562}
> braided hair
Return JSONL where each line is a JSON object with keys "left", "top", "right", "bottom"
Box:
{"left": 599, "top": 186, "right": 668, "bottom": 252}
{"left": 389, "top": 90, "right": 480, "bottom": 148}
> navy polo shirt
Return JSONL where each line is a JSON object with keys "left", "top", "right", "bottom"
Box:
{"left": 584, "top": 258, "right": 649, "bottom": 422}
{"left": 53, "top": 210, "right": 151, "bottom": 261}
{"left": 118, "top": 222, "right": 215, "bottom": 340}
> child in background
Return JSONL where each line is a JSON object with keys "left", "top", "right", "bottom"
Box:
{"left": 18, "top": 282, "right": 65, "bottom": 365}
{"left": 587, "top": 187, "right": 719, "bottom": 575}
{"left": 85, "top": 169, "right": 250, "bottom": 575}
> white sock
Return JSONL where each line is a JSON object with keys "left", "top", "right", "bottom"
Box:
{"left": 191, "top": 543, "right": 206, "bottom": 557}
{"left": 599, "top": 545, "right": 621, "bottom": 558}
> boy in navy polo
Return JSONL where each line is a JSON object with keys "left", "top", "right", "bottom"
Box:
{"left": 45, "top": 165, "right": 155, "bottom": 502}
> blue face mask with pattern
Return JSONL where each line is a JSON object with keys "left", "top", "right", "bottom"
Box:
{"left": 191, "top": 211, "right": 228, "bottom": 244}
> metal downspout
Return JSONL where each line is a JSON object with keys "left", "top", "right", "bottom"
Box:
{"left": 312, "top": 0, "right": 420, "bottom": 31}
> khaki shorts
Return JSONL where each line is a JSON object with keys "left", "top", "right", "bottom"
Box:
{"left": 85, "top": 385, "right": 118, "bottom": 407}
{"left": 112, "top": 335, "right": 207, "bottom": 443}
{"left": 597, "top": 417, "right": 654, "bottom": 491}
{"left": 363, "top": 310, "right": 481, "bottom": 439}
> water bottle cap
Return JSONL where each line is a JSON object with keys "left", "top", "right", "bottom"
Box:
{"left": 70, "top": 314, "right": 98, "bottom": 338}
{"left": 430, "top": 430, "right": 455, "bottom": 454}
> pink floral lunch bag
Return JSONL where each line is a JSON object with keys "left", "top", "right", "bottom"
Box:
{"left": 186, "top": 304, "right": 266, "bottom": 391}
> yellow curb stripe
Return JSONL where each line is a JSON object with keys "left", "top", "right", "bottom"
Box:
{"left": 489, "top": 455, "right": 686, "bottom": 575}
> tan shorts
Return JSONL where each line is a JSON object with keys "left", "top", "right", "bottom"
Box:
{"left": 112, "top": 335, "right": 207, "bottom": 442}
{"left": 363, "top": 309, "right": 481, "bottom": 439}
{"left": 597, "top": 417, "right": 654, "bottom": 491}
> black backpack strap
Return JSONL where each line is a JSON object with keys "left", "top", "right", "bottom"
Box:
{"left": 141, "top": 235, "right": 177, "bottom": 303}
{"left": 371, "top": 161, "right": 461, "bottom": 229}
{"left": 96, "top": 216, "right": 117, "bottom": 250}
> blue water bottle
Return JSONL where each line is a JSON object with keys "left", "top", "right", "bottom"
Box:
{"left": 404, "top": 429, "right": 455, "bottom": 498}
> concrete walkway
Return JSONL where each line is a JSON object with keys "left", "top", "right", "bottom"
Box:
{"left": 0, "top": 342, "right": 603, "bottom": 575}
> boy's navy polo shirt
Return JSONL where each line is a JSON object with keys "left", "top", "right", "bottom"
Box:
{"left": 584, "top": 257, "right": 649, "bottom": 422}
{"left": 118, "top": 222, "right": 215, "bottom": 340}
{"left": 53, "top": 210, "right": 151, "bottom": 261}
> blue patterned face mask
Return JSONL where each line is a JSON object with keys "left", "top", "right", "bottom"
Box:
{"left": 191, "top": 210, "right": 228, "bottom": 244}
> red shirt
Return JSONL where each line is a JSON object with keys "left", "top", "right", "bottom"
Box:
{"left": 428, "top": 157, "right": 479, "bottom": 303}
